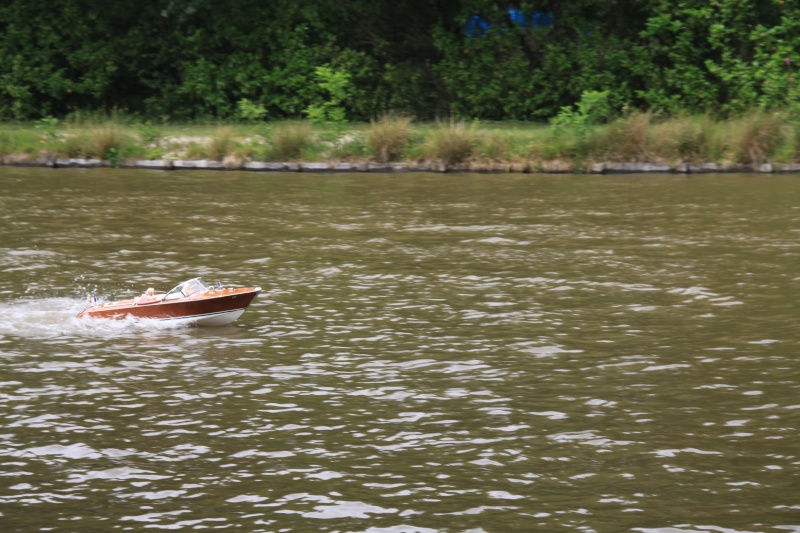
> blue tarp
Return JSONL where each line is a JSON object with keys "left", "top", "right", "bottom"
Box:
{"left": 465, "top": 9, "right": 554, "bottom": 37}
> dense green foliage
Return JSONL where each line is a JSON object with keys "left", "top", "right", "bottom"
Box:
{"left": 1, "top": 0, "right": 799, "bottom": 121}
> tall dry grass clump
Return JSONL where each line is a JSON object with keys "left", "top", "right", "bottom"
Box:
{"left": 729, "top": 111, "right": 787, "bottom": 165}
{"left": 599, "top": 112, "right": 652, "bottom": 161}
{"left": 367, "top": 114, "right": 411, "bottom": 162}
{"left": 526, "top": 126, "right": 568, "bottom": 160}
{"left": 649, "top": 115, "right": 724, "bottom": 163}
{"left": 473, "top": 129, "right": 513, "bottom": 162}
{"left": 206, "top": 127, "right": 236, "bottom": 161}
{"left": 789, "top": 121, "right": 800, "bottom": 163}
{"left": 55, "top": 117, "right": 134, "bottom": 160}
{"left": 423, "top": 120, "right": 474, "bottom": 166}
{"left": 266, "top": 121, "right": 314, "bottom": 161}
{"left": 90, "top": 122, "right": 130, "bottom": 160}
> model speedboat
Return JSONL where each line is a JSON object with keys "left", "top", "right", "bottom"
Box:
{"left": 77, "top": 278, "right": 261, "bottom": 326}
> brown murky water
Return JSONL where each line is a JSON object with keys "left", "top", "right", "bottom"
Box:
{"left": 1, "top": 168, "right": 798, "bottom": 532}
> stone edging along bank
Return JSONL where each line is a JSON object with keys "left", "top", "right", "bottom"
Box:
{"left": 3, "top": 156, "right": 800, "bottom": 174}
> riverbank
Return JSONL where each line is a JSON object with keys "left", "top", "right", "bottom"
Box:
{"left": 2, "top": 113, "right": 800, "bottom": 174}
{"left": 3, "top": 155, "right": 800, "bottom": 174}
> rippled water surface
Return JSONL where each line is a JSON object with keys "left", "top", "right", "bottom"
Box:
{"left": 1, "top": 168, "right": 798, "bottom": 532}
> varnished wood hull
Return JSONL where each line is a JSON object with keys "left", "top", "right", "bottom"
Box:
{"left": 77, "top": 287, "right": 261, "bottom": 326}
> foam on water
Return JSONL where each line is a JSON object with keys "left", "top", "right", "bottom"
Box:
{"left": 0, "top": 297, "right": 193, "bottom": 339}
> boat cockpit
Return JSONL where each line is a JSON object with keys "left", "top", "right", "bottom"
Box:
{"left": 163, "top": 277, "right": 212, "bottom": 301}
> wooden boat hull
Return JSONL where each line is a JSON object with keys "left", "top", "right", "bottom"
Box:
{"left": 77, "top": 287, "right": 261, "bottom": 326}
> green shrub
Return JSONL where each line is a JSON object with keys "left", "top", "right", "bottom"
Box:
{"left": 34, "top": 117, "right": 59, "bottom": 140}
{"left": 236, "top": 99, "right": 268, "bottom": 122}
{"left": 550, "top": 90, "right": 612, "bottom": 135}
{"left": 304, "top": 66, "right": 352, "bottom": 125}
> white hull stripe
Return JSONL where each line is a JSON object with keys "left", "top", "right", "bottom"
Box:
{"left": 157, "top": 307, "right": 248, "bottom": 322}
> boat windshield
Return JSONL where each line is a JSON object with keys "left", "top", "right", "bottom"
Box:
{"left": 163, "top": 277, "right": 210, "bottom": 301}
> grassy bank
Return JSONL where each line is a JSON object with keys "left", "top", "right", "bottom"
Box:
{"left": 2, "top": 112, "right": 800, "bottom": 172}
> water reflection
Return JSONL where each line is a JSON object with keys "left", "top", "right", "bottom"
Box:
{"left": 0, "top": 169, "right": 798, "bottom": 532}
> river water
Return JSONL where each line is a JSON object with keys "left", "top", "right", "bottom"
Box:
{"left": 0, "top": 168, "right": 798, "bottom": 532}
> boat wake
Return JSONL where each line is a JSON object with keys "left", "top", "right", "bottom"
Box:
{"left": 0, "top": 297, "right": 194, "bottom": 339}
